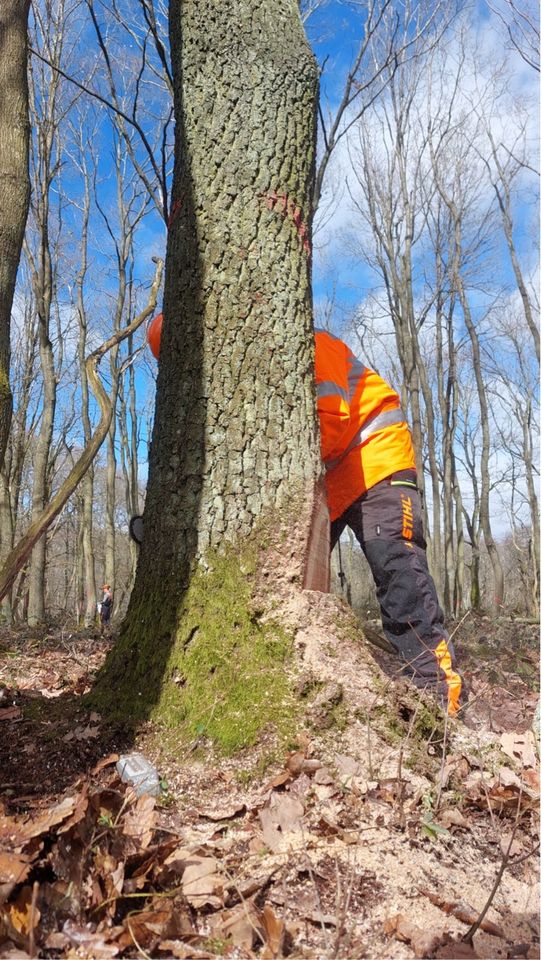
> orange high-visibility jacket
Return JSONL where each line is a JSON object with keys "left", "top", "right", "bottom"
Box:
{"left": 315, "top": 328, "right": 416, "bottom": 521}
{"left": 147, "top": 315, "right": 415, "bottom": 521}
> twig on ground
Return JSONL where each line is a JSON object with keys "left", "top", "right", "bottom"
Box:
{"left": 300, "top": 826, "right": 332, "bottom": 954}
{"left": 330, "top": 858, "right": 354, "bottom": 959}
{"left": 28, "top": 881, "right": 39, "bottom": 958}
{"left": 462, "top": 784, "right": 537, "bottom": 944}
{"left": 396, "top": 742, "right": 406, "bottom": 830}
{"left": 449, "top": 610, "right": 472, "bottom": 642}
{"left": 126, "top": 918, "right": 152, "bottom": 960}
{"left": 435, "top": 707, "right": 450, "bottom": 813}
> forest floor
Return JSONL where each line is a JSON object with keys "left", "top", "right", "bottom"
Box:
{"left": 0, "top": 611, "right": 539, "bottom": 959}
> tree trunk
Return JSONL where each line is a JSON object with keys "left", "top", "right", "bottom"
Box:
{"left": 95, "top": 0, "right": 320, "bottom": 740}
{"left": 456, "top": 277, "right": 505, "bottom": 611}
{"left": 27, "top": 324, "right": 56, "bottom": 625}
{"left": 453, "top": 475, "right": 464, "bottom": 616}
{"left": 76, "top": 159, "right": 97, "bottom": 627}
{"left": 0, "top": 0, "right": 31, "bottom": 470}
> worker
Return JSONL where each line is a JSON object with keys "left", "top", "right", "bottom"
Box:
{"left": 315, "top": 326, "right": 462, "bottom": 716}
{"left": 99, "top": 583, "right": 113, "bottom": 637}
{"left": 146, "top": 314, "right": 463, "bottom": 716}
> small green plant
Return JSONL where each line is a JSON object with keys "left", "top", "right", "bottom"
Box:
{"left": 201, "top": 938, "right": 227, "bottom": 955}
{"left": 420, "top": 790, "right": 449, "bottom": 840}
{"left": 158, "top": 778, "right": 175, "bottom": 808}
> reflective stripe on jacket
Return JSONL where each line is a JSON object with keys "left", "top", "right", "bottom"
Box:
{"left": 315, "top": 328, "right": 416, "bottom": 521}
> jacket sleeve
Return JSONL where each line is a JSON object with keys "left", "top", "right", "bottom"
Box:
{"left": 315, "top": 334, "right": 351, "bottom": 463}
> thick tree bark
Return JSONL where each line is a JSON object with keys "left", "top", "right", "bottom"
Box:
{"left": 0, "top": 0, "right": 31, "bottom": 470}
{"left": 97, "top": 0, "right": 320, "bottom": 727}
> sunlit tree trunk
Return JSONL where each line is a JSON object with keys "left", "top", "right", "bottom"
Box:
{"left": 97, "top": 0, "right": 320, "bottom": 722}
{"left": 0, "top": 293, "right": 38, "bottom": 622}
{"left": 73, "top": 130, "right": 97, "bottom": 627}
{"left": 0, "top": 0, "right": 31, "bottom": 470}
{"left": 24, "top": 38, "right": 63, "bottom": 625}
{"left": 453, "top": 477, "right": 465, "bottom": 616}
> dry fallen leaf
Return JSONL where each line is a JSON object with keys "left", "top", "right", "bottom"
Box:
{"left": 441, "top": 754, "right": 471, "bottom": 789}
{"left": 181, "top": 855, "right": 224, "bottom": 909}
{"left": 57, "top": 785, "right": 89, "bottom": 835}
{"left": 117, "top": 900, "right": 192, "bottom": 950}
{"left": 62, "top": 724, "right": 100, "bottom": 743}
{"left": 9, "top": 885, "right": 40, "bottom": 938}
{"left": 20, "top": 796, "right": 77, "bottom": 840}
{"left": 122, "top": 794, "right": 156, "bottom": 849}
{"left": 313, "top": 767, "right": 334, "bottom": 785}
{"left": 437, "top": 808, "right": 470, "bottom": 830}
{"left": 285, "top": 750, "right": 306, "bottom": 776}
{"left": 499, "top": 767, "right": 522, "bottom": 787}
{"left": 264, "top": 770, "right": 291, "bottom": 791}
{"left": 208, "top": 900, "right": 261, "bottom": 950}
{"left": 259, "top": 794, "right": 304, "bottom": 853}
{"left": 261, "top": 903, "right": 285, "bottom": 958}
{"left": 384, "top": 914, "right": 444, "bottom": 958}
{"left": 500, "top": 832, "right": 525, "bottom": 857}
{"left": 63, "top": 918, "right": 121, "bottom": 956}
{"left": 0, "top": 851, "right": 33, "bottom": 887}
{"left": 90, "top": 753, "right": 119, "bottom": 775}
{"left": 419, "top": 888, "right": 506, "bottom": 938}
{"left": 501, "top": 732, "right": 537, "bottom": 769}
{"left": 0, "top": 706, "right": 21, "bottom": 722}
{"left": 334, "top": 754, "right": 362, "bottom": 785}
{"left": 198, "top": 801, "right": 246, "bottom": 821}
{"left": 521, "top": 768, "right": 540, "bottom": 795}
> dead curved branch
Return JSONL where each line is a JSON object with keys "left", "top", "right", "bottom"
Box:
{"left": 0, "top": 257, "right": 163, "bottom": 603}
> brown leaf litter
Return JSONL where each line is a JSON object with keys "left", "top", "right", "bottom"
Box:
{"left": 0, "top": 617, "right": 539, "bottom": 958}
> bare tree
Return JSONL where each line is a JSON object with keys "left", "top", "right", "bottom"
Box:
{"left": 66, "top": 115, "right": 99, "bottom": 626}
{"left": 487, "top": 309, "right": 539, "bottom": 613}
{"left": 485, "top": 0, "right": 540, "bottom": 72}
{"left": 0, "top": 285, "right": 39, "bottom": 622}
{"left": 84, "top": 0, "right": 173, "bottom": 222}
{"left": 312, "top": 0, "right": 457, "bottom": 220}
{"left": 24, "top": 0, "right": 72, "bottom": 624}
{"left": 477, "top": 108, "right": 539, "bottom": 361}
{"left": 346, "top": 42, "right": 445, "bottom": 584}
{"left": 0, "top": 0, "right": 31, "bottom": 469}
{"left": 96, "top": 131, "right": 150, "bottom": 597}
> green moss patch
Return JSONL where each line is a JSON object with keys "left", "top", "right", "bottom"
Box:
{"left": 157, "top": 555, "right": 296, "bottom": 752}
{"left": 92, "top": 549, "right": 298, "bottom": 755}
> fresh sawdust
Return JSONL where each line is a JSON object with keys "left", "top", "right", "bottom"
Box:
{"left": 0, "top": 601, "right": 538, "bottom": 959}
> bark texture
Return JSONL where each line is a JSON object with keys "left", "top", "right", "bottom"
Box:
{"left": 97, "top": 0, "right": 320, "bottom": 729}
{"left": 138, "top": 0, "right": 319, "bottom": 599}
{"left": 0, "top": 0, "right": 31, "bottom": 469}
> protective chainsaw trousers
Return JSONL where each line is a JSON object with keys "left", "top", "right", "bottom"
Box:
{"left": 330, "top": 470, "right": 463, "bottom": 716}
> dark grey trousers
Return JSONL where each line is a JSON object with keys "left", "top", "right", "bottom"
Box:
{"left": 331, "top": 470, "right": 463, "bottom": 708}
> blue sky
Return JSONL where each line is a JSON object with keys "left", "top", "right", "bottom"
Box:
{"left": 307, "top": 2, "right": 539, "bottom": 334}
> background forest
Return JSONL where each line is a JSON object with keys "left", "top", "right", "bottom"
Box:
{"left": 2, "top": 0, "right": 539, "bottom": 628}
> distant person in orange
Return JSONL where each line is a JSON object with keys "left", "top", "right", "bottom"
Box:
{"left": 146, "top": 314, "right": 463, "bottom": 716}
{"left": 99, "top": 584, "right": 113, "bottom": 637}
{"left": 315, "top": 327, "right": 463, "bottom": 716}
